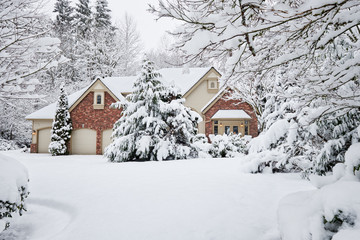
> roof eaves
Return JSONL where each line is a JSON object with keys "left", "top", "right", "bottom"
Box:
{"left": 182, "top": 67, "right": 219, "bottom": 97}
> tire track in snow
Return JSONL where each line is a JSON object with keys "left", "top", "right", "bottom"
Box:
{"left": 0, "top": 197, "right": 77, "bottom": 240}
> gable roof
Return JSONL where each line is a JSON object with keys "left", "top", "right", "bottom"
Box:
{"left": 201, "top": 86, "right": 229, "bottom": 113}
{"left": 26, "top": 67, "right": 218, "bottom": 120}
{"left": 25, "top": 88, "right": 87, "bottom": 120}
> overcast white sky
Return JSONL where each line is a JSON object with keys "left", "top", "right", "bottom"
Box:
{"left": 44, "top": 0, "right": 177, "bottom": 50}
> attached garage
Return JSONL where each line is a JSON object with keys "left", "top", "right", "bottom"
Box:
{"left": 102, "top": 129, "right": 112, "bottom": 154}
{"left": 71, "top": 129, "right": 97, "bottom": 154}
{"left": 38, "top": 128, "right": 51, "bottom": 153}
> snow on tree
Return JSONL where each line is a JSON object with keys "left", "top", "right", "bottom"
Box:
{"left": 0, "top": 0, "right": 63, "bottom": 147}
{"left": 74, "top": 0, "right": 92, "bottom": 39}
{"left": 105, "top": 59, "right": 200, "bottom": 162}
{"left": 53, "top": 0, "right": 74, "bottom": 39}
{"left": 49, "top": 84, "right": 72, "bottom": 156}
{"left": 151, "top": 0, "right": 360, "bottom": 174}
{"left": 0, "top": 154, "right": 29, "bottom": 233}
{"left": 0, "top": 0, "right": 62, "bottom": 100}
{"left": 94, "top": 0, "right": 112, "bottom": 30}
{"left": 115, "top": 13, "right": 142, "bottom": 76}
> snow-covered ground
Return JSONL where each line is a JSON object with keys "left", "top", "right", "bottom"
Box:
{"left": 0, "top": 151, "right": 315, "bottom": 240}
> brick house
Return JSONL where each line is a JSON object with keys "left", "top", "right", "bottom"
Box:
{"left": 26, "top": 67, "right": 258, "bottom": 154}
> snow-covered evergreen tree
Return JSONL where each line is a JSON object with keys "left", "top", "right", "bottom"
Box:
{"left": 49, "top": 84, "right": 72, "bottom": 156}
{"left": 105, "top": 59, "right": 199, "bottom": 162}
{"left": 75, "top": 0, "right": 92, "bottom": 39}
{"left": 158, "top": 86, "right": 200, "bottom": 160}
{"left": 94, "top": 0, "right": 112, "bottom": 30}
{"left": 53, "top": 0, "right": 74, "bottom": 39}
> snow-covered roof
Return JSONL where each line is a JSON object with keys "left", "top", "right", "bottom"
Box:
{"left": 201, "top": 86, "right": 227, "bottom": 113}
{"left": 158, "top": 68, "right": 211, "bottom": 95}
{"left": 102, "top": 76, "right": 137, "bottom": 94}
{"left": 26, "top": 67, "right": 214, "bottom": 120}
{"left": 211, "top": 110, "right": 251, "bottom": 119}
{"left": 25, "top": 88, "right": 87, "bottom": 120}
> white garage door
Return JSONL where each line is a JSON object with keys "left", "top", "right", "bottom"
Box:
{"left": 38, "top": 128, "right": 51, "bottom": 153}
{"left": 71, "top": 129, "right": 97, "bottom": 154}
{"left": 102, "top": 129, "right": 113, "bottom": 154}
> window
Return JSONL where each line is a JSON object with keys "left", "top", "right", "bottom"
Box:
{"left": 245, "top": 121, "right": 249, "bottom": 135}
{"left": 214, "top": 120, "right": 218, "bottom": 124}
{"left": 225, "top": 126, "right": 230, "bottom": 135}
{"left": 214, "top": 125, "right": 218, "bottom": 135}
{"left": 96, "top": 95, "right": 102, "bottom": 104}
{"left": 93, "top": 91, "right": 104, "bottom": 109}
{"left": 233, "top": 126, "right": 238, "bottom": 134}
{"left": 208, "top": 80, "right": 217, "bottom": 89}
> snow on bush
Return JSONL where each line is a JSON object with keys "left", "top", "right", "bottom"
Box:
{"left": 0, "top": 154, "right": 29, "bottom": 233}
{"left": 344, "top": 143, "right": 360, "bottom": 179}
{"left": 0, "top": 139, "right": 18, "bottom": 151}
{"left": 248, "top": 119, "right": 289, "bottom": 153}
{"left": 278, "top": 144, "right": 360, "bottom": 240}
{"left": 191, "top": 134, "right": 212, "bottom": 158}
{"left": 241, "top": 119, "right": 308, "bottom": 173}
{"left": 278, "top": 181, "right": 360, "bottom": 240}
{"left": 208, "top": 134, "right": 249, "bottom": 158}
{"left": 192, "top": 134, "right": 250, "bottom": 158}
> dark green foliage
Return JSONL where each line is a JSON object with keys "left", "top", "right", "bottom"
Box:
{"left": 94, "top": 0, "right": 112, "bottom": 30}
{"left": 314, "top": 109, "right": 360, "bottom": 175}
{"left": 75, "top": 0, "right": 92, "bottom": 39}
{"left": 0, "top": 186, "right": 29, "bottom": 231}
{"left": 49, "top": 84, "right": 72, "bottom": 156}
{"left": 323, "top": 210, "right": 355, "bottom": 234}
{"left": 53, "top": 0, "right": 74, "bottom": 38}
{"left": 105, "top": 59, "right": 199, "bottom": 162}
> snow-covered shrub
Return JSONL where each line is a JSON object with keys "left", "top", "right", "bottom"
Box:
{"left": 278, "top": 144, "right": 360, "bottom": 239}
{"left": 191, "top": 134, "right": 212, "bottom": 158}
{"left": 278, "top": 180, "right": 360, "bottom": 240}
{"left": 49, "top": 84, "right": 72, "bottom": 156}
{"left": 0, "top": 139, "right": 17, "bottom": 151}
{"left": 208, "top": 134, "right": 249, "bottom": 158}
{"left": 244, "top": 119, "right": 305, "bottom": 173}
{"left": 0, "top": 154, "right": 29, "bottom": 233}
{"left": 312, "top": 109, "right": 360, "bottom": 175}
{"left": 105, "top": 59, "right": 199, "bottom": 162}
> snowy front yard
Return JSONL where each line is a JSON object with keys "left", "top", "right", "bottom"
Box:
{"left": 0, "top": 151, "right": 314, "bottom": 240}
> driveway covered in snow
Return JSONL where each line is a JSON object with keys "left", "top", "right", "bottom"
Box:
{"left": 0, "top": 151, "right": 314, "bottom": 240}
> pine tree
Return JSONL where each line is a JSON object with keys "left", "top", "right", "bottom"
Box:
{"left": 75, "top": 0, "right": 92, "bottom": 39}
{"left": 49, "top": 84, "right": 72, "bottom": 156}
{"left": 53, "top": 0, "right": 79, "bottom": 83}
{"left": 53, "top": 0, "right": 74, "bottom": 39}
{"left": 94, "top": 0, "right": 112, "bottom": 30}
{"left": 105, "top": 59, "right": 199, "bottom": 162}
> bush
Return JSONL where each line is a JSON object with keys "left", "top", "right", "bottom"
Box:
{"left": 192, "top": 133, "right": 250, "bottom": 158}
{"left": 208, "top": 134, "right": 250, "bottom": 158}
{"left": 0, "top": 154, "right": 29, "bottom": 233}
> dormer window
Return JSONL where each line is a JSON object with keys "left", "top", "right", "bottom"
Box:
{"left": 97, "top": 94, "right": 102, "bottom": 104}
{"left": 208, "top": 79, "right": 218, "bottom": 90}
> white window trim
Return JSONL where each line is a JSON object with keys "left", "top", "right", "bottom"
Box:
{"left": 93, "top": 91, "right": 105, "bottom": 109}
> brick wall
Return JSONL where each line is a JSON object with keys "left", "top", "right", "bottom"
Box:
{"left": 204, "top": 92, "right": 258, "bottom": 138}
{"left": 30, "top": 143, "right": 37, "bottom": 153}
{"left": 70, "top": 91, "right": 121, "bottom": 154}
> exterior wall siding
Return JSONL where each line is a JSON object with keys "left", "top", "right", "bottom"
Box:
{"left": 204, "top": 92, "right": 258, "bottom": 138}
{"left": 70, "top": 91, "right": 121, "bottom": 154}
